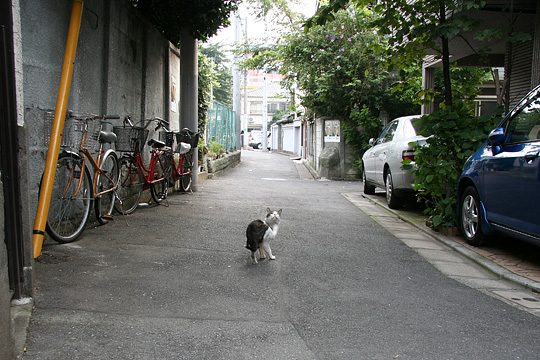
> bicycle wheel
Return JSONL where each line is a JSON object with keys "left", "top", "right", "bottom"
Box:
{"left": 94, "top": 150, "right": 120, "bottom": 224}
{"left": 45, "top": 152, "right": 93, "bottom": 243}
{"left": 114, "top": 155, "right": 144, "bottom": 215}
{"left": 180, "top": 152, "right": 193, "bottom": 192}
{"left": 150, "top": 151, "right": 171, "bottom": 203}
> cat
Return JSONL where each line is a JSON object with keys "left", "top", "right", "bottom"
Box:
{"left": 245, "top": 208, "right": 282, "bottom": 265}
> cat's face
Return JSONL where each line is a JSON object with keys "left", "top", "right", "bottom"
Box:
{"left": 265, "top": 208, "right": 282, "bottom": 224}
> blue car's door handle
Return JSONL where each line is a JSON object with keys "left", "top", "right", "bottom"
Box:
{"left": 524, "top": 151, "right": 539, "bottom": 162}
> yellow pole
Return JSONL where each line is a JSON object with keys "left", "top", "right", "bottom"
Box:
{"left": 32, "top": 0, "right": 84, "bottom": 258}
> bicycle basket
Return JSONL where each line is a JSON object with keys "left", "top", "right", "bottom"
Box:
{"left": 113, "top": 126, "right": 148, "bottom": 152}
{"left": 158, "top": 131, "right": 175, "bottom": 148}
{"left": 174, "top": 131, "right": 199, "bottom": 153}
{"left": 61, "top": 116, "right": 101, "bottom": 152}
{"left": 176, "top": 130, "right": 199, "bottom": 148}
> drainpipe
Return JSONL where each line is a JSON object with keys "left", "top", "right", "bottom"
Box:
{"left": 32, "top": 0, "right": 84, "bottom": 258}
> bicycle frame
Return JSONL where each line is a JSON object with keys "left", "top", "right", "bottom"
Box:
{"left": 74, "top": 121, "right": 118, "bottom": 198}
{"left": 170, "top": 152, "right": 191, "bottom": 179}
{"left": 80, "top": 147, "right": 118, "bottom": 198}
{"left": 131, "top": 147, "right": 167, "bottom": 186}
{"left": 57, "top": 123, "right": 118, "bottom": 200}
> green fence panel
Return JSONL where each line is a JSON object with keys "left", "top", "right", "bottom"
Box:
{"left": 207, "top": 101, "right": 237, "bottom": 151}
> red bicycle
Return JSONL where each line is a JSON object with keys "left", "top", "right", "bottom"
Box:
{"left": 166, "top": 128, "right": 200, "bottom": 192}
{"left": 113, "top": 116, "right": 171, "bottom": 214}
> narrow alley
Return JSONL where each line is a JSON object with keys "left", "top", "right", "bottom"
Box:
{"left": 23, "top": 151, "right": 540, "bottom": 359}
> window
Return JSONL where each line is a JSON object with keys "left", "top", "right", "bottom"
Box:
{"left": 250, "top": 101, "right": 263, "bottom": 115}
{"left": 377, "top": 121, "right": 398, "bottom": 144}
{"left": 268, "top": 102, "right": 287, "bottom": 114}
{"left": 505, "top": 94, "right": 540, "bottom": 143}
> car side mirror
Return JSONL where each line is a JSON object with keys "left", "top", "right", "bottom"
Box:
{"left": 488, "top": 127, "right": 505, "bottom": 146}
{"left": 368, "top": 138, "right": 375, "bottom": 146}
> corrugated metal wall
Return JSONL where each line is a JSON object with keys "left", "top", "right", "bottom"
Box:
{"left": 531, "top": 1, "right": 540, "bottom": 88}
{"left": 508, "top": 40, "right": 533, "bottom": 108}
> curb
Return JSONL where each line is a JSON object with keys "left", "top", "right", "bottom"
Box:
{"left": 360, "top": 193, "right": 540, "bottom": 294}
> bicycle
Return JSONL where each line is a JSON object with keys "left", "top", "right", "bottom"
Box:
{"left": 113, "top": 116, "right": 172, "bottom": 214}
{"left": 45, "top": 114, "right": 121, "bottom": 243}
{"left": 166, "top": 128, "right": 200, "bottom": 192}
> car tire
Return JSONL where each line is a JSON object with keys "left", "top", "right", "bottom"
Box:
{"left": 459, "top": 186, "right": 485, "bottom": 246}
{"left": 385, "top": 170, "right": 402, "bottom": 209}
{"left": 362, "top": 166, "right": 375, "bottom": 195}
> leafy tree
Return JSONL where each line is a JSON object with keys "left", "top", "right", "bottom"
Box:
{"left": 128, "top": 0, "right": 239, "bottom": 42}
{"left": 243, "top": 0, "right": 302, "bottom": 26}
{"left": 198, "top": 51, "right": 217, "bottom": 134}
{"left": 241, "top": 7, "right": 419, "bottom": 163}
{"left": 308, "top": 0, "right": 487, "bottom": 108}
{"left": 200, "top": 43, "right": 233, "bottom": 107}
{"left": 409, "top": 107, "right": 500, "bottom": 228}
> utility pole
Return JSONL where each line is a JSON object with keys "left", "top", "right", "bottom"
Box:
{"left": 262, "top": 72, "right": 268, "bottom": 151}
{"left": 232, "top": 13, "right": 242, "bottom": 150}
{"left": 261, "top": 15, "right": 268, "bottom": 152}
{"left": 242, "top": 20, "right": 248, "bottom": 148}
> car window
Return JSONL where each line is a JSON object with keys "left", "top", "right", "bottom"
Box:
{"left": 375, "top": 123, "right": 391, "bottom": 145}
{"left": 381, "top": 121, "right": 398, "bottom": 143}
{"left": 403, "top": 119, "right": 419, "bottom": 138}
{"left": 505, "top": 95, "right": 540, "bottom": 143}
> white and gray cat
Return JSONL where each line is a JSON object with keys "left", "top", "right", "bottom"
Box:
{"left": 245, "top": 208, "right": 282, "bottom": 264}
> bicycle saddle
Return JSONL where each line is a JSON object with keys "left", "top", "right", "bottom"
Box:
{"left": 180, "top": 128, "right": 195, "bottom": 136}
{"left": 147, "top": 138, "right": 166, "bottom": 149}
{"left": 99, "top": 131, "right": 117, "bottom": 144}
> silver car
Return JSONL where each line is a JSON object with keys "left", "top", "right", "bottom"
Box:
{"left": 361, "top": 115, "right": 426, "bottom": 209}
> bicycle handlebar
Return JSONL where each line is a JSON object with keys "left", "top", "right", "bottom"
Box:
{"left": 153, "top": 118, "right": 170, "bottom": 132}
{"left": 122, "top": 116, "right": 169, "bottom": 131}
{"left": 123, "top": 115, "right": 135, "bottom": 128}
{"left": 69, "top": 113, "right": 120, "bottom": 121}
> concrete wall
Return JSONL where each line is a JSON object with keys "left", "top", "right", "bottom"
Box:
{"left": 306, "top": 118, "right": 360, "bottom": 180}
{"left": 0, "top": 180, "right": 13, "bottom": 360}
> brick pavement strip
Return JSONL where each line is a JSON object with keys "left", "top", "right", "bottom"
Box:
{"left": 342, "top": 192, "right": 540, "bottom": 316}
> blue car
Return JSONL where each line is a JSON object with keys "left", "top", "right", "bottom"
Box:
{"left": 457, "top": 85, "right": 540, "bottom": 246}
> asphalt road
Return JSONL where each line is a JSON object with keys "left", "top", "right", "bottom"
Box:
{"left": 24, "top": 150, "right": 540, "bottom": 359}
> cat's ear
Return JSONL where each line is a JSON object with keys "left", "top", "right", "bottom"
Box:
{"left": 277, "top": 209, "right": 282, "bottom": 216}
{"left": 266, "top": 207, "right": 271, "bottom": 214}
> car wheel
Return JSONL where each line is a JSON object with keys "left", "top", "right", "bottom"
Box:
{"left": 460, "top": 186, "right": 484, "bottom": 246}
{"left": 362, "top": 166, "right": 375, "bottom": 195}
{"left": 385, "top": 170, "right": 402, "bottom": 209}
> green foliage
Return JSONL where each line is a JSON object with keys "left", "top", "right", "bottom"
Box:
{"left": 198, "top": 51, "right": 217, "bottom": 134}
{"left": 432, "top": 66, "right": 492, "bottom": 112}
{"left": 411, "top": 105, "right": 501, "bottom": 228}
{"left": 207, "top": 138, "right": 225, "bottom": 159}
{"left": 282, "top": 9, "right": 419, "bottom": 170}
{"left": 128, "top": 0, "right": 239, "bottom": 42}
{"left": 200, "top": 44, "right": 233, "bottom": 107}
{"left": 239, "top": 7, "right": 419, "bottom": 172}
{"left": 308, "top": 0, "right": 487, "bottom": 107}
{"left": 243, "top": 0, "right": 301, "bottom": 25}
{"left": 198, "top": 44, "right": 234, "bottom": 135}
{"left": 198, "top": 137, "right": 207, "bottom": 162}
